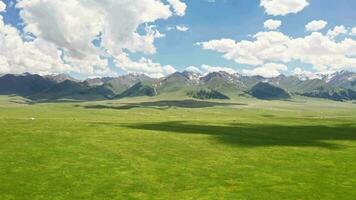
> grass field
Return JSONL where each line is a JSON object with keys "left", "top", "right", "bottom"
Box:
{"left": 1, "top": 95, "right": 356, "bottom": 199}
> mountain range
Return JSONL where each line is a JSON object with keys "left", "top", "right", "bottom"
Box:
{"left": 0, "top": 70, "right": 355, "bottom": 101}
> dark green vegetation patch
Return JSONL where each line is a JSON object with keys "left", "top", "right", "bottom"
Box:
{"left": 187, "top": 89, "right": 230, "bottom": 100}
{"left": 250, "top": 82, "right": 291, "bottom": 100}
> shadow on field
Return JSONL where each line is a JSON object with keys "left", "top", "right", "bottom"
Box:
{"left": 83, "top": 100, "right": 246, "bottom": 110}
{"left": 123, "top": 121, "right": 356, "bottom": 149}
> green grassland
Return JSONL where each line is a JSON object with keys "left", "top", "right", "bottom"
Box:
{"left": 0, "top": 95, "right": 356, "bottom": 199}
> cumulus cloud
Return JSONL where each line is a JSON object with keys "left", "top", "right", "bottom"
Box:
{"left": 243, "top": 63, "right": 287, "bottom": 78}
{"left": 0, "top": 16, "right": 73, "bottom": 75}
{"left": 185, "top": 66, "right": 203, "bottom": 73}
{"left": 176, "top": 25, "right": 189, "bottom": 32}
{"left": 197, "top": 38, "right": 236, "bottom": 54}
{"left": 0, "top": 0, "right": 6, "bottom": 12}
{"left": 17, "top": 0, "right": 172, "bottom": 56}
{"left": 264, "top": 19, "right": 282, "bottom": 30}
{"left": 305, "top": 20, "right": 327, "bottom": 32}
{"left": 352, "top": 27, "right": 356, "bottom": 36}
{"left": 199, "top": 30, "right": 356, "bottom": 73}
{"left": 0, "top": 0, "right": 184, "bottom": 77}
{"left": 167, "top": 0, "right": 187, "bottom": 16}
{"left": 115, "top": 53, "right": 176, "bottom": 78}
{"left": 200, "top": 31, "right": 291, "bottom": 66}
{"left": 201, "top": 64, "right": 237, "bottom": 74}
{"left": 185, "top": 65, "right": 236, "bottom": 75}
{"left": 260, "top": 0, "right": 309, "bottom": 16}
{"left": 0, "top": 55, "right": 10, "bottom": 74}
{"left": 327, "top": 25, "right": 347, "bottom": 39}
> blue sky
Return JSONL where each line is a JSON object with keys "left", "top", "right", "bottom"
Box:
{"left": 1, "top": 0, "right": 356, "bottom": 78}
{"left": 153, "top": 0, "right": 356, "bottom": 73}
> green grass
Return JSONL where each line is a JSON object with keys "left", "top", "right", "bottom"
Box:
{"left": 0, "top": 95, "right": 356, "bottom": 199}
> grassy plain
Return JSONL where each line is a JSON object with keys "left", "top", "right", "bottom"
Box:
{"left": 0, "top": 95, "right": 356, "bottom": 199}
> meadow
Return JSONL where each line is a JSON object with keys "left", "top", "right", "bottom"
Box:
{"left": 0, "top": 95, "right": 356, "bottom": 199}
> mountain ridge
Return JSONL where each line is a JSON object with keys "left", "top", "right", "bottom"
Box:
{"left": 0, "top": 70, "right": 355, "bottom": 101}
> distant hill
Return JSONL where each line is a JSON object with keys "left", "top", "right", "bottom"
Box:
{"left": 0, "top": 70, "right": 355, "bottom": 101}
{"left": 200, "top": 71, "right": 246, "bottom": 95}
{"left": 116, "top": 81, "right": 157, "bottom": 98}
{"left": 250, "top": 82, "right": 290, "bottom": 100}
{"left": 0, "top": 73, "right": 56, "bottom": 96}
{"left": 30, "top": 80, "right": 95, "bottom": 100}
{"left": 99, "top": 74, "right": 153, "bottom": 96}
{"left": 298, "top": 87, "right": 356, "bottom": 101}
{"left": 157, "top": 71, "right": 197, "bottom": 94}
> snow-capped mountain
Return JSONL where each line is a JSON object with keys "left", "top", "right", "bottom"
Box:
{"left": 1, "top": 70, "right": 355, "bottom": 101}
{"left": 44, "top": 74, "right": 78, "bottom": 83}
{"left": 182, "top": 70, "right": 202, "bottom": 83}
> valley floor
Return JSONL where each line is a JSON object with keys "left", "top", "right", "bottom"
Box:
{"left": 0, "top": 96, "right": 356, "bottom": 199}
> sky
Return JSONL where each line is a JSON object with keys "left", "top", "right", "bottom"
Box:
{"left": 1, "top": 0, "right": 356, "bottom": 79}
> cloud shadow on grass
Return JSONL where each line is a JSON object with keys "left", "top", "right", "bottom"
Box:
{"left": 122, "top": 121, "right": 356, "bottom": 149}
{"left": 82, "top": 100, "right": 246, "bottom": 110}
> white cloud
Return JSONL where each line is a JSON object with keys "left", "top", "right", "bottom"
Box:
{"left": 352, "top": 27, "right": 356, "bottom": 36}
{"left": 243, "top": 63, "right": 287, "bottom": 78}
{"left": 176, "top": 25, "right": 189, "bottom": 32}
{"left": 185, "top": 65, "right": 236, "bottom": 75}
{"left": 201, "top": 64, "right": 237, "bottom": 74}
{"left": 200, "top": 31, "right": 291, "bottom": 66}
{"left": 115, "top": 53, "right": 176, "bottom": 78}
{"left": 185, "top": 66, "right": 203, "bottom": 74}
{"left": 0, "top": 0, "right": 184, "bottom": 77}
{"left": 0, "top": 16, "right": 73, "bottom": 75}
{"left": 199, "top": 30, "right": 356, "bottom": 73}
{"left": 166, "top": 25, "right": 189, "bottom": 32}
{"left": 167, "top": 0, "right": 187, "bottom": 16}
{"left": 327, "top": 25, "right": 347, "bottom": 39}
{"left": 17, "top": 0, "right": 172, "bottom": 57}
{"left": 0, "top": 0, "right": 6, "bottom": 12}
{"left": 293, "top": 67, "right": 308, "bottom": 75}
{"left": 305, "top": 20, "right": 327, "bottom": 32}
{"left": 197, "top": 38, "right": 236, "bottom": 54}
{"left": 164, "top": 65, "right": 177, "bottom": 75}
{"left": 166, "top": 26, "right": 175, "bottom": 31}
{"left": 0, "top": 55, "right": 10, "bottom": 74}
{"left": 264, "top": 19, "right": 282, "bottom": 30}
{"left": 260, "top": 0, "right": 309, "bottom": 16}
